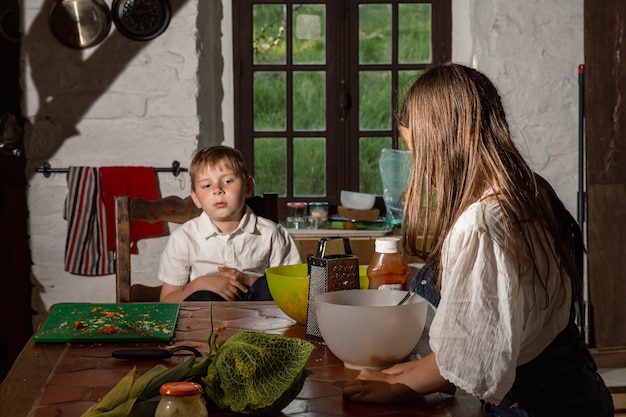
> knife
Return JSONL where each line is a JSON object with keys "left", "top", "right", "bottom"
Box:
{"left": 112, "top": 345, "right": 202, "bottom": 360}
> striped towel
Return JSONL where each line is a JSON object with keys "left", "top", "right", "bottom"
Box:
{"left": 64, "top": 166, "right": 115, "bottom": 276}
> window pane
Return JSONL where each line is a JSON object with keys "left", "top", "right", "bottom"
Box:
{"left": 254, "top": 71, "right": 286, "bottom": 131}
{"left": 293, "top": 4, "right": 326, "bottom": 64}
{"left": 398, "top": 69, "right": 423, "bottom": 113}
{"left": 293, "top": 137, "right": 326, "bottom": 197}
{"left": 359, "top": 70, "right": 391, "bottom": 131}
{"left": 358, "top": 4, "right": 392, "bottom": 64}
{"left": 398, "top": 3, "right": 432, "bottom": 64}
{"left": 359, "top": 137, "right": 390, "bottom": 194}
{"left": 293, "top": 71, "right": 326, "bottom": 131}
{"left": 253, "top": 4, "right": 287, "bottom": 64}
{"left": 254, "top": 137, "right": 287, "bottom": 196}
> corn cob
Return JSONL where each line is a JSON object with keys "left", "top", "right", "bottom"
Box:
{"left": 80, "top": 356, "right": 196, "bottom": 417}
{"left": 81, "top": 366, "right": 135, "bottom": 417}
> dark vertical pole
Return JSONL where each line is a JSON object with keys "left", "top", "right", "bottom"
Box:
{"left": 578, "top": 63, "right": 591, "bottom": 345}
{"left": 578, "top": 64, "right": 585, "bottom": 226}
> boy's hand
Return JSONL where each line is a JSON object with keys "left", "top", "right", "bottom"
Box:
{"left": 192, "top": 269, "right": 249, "bottom": 301}
{"left": 217, "top": 266, "right": 257, "bottom": 287}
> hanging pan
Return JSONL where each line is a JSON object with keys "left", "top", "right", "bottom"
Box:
{"left": 49, "top": 0, "right": 112, "bottom": 49}
{"left": 111, "top": 0, "right": 171, "bottom": 41}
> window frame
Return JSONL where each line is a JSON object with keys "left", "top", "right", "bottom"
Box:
{"left": 233, "top": 0, "right": 451, "bottom": 213}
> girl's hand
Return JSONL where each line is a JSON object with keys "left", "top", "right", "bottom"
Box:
{"left": 357, "top": 368, "right": 395, "bottom": 381}
{"left": 343, "top": 370, "right": 418, "bottom": 404}
{"left": 344, "top": 355, "right": 454, "bottom": 403}
{"left": 382, "top": 360, "right": 420, "bottom": 376}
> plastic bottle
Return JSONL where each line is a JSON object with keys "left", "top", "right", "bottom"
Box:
{"left": 367, "top": 237, "right": 410, "bottom": 290}
{"left": 155, "top": 382, "right": 208, "bottom": 417}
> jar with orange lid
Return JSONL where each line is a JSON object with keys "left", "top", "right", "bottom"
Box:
{"left": 367, "top": 237, "right": 410, "bottom": 291}
{"left": 155, "top": 381, "right": 208, "bottom": 417}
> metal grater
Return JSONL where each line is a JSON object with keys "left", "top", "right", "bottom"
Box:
{"left": 306, "top": 237, "right": 360, "bottom": 341}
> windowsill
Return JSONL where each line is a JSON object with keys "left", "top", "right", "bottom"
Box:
{"left": 292, "top": 232, "right": 425, "bottom": 265}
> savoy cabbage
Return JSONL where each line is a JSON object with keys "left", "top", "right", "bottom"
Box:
{"left": 202, "top": 331, "right": 315, "bottom": 416}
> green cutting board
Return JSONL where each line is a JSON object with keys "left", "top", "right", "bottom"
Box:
{"left": 34, "top": 303, "right": 180, "bottom": 343}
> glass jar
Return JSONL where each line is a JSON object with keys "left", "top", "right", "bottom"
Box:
{"left": 286, "top": 202, "right": 308, "bottom": 229}
{"left": 367, "top": 237, "right": 410, "bottom": 291}
{"left": 155, "top": 382, "right": 208, "bottom": 417}
{"left": 308, "top": 202, "right": 329, "bottom": 228}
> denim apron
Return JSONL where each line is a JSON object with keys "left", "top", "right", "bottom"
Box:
{"left": 411, "top": 266, "right": 614, "bottom": 417}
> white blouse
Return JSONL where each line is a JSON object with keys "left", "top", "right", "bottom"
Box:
{"left": 428, "top": 199, "right": 572, "bottom": 404}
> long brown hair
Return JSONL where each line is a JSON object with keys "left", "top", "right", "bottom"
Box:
{"left": 398, "top": 63, "right": 581, "bottom": 305}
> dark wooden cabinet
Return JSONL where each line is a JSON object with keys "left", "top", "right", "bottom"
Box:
{"left": 0, "top": 154, "right": 32, "bottom": 380}
{"left": 584, "top": 0, "right": 626, "bottom": 348}
{"left": 0, "top": 0, "right": 31, "bottom": 380}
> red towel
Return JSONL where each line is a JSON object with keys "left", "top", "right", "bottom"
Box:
{"left": 100, "top": 167, "right": 165, "bottom": 254}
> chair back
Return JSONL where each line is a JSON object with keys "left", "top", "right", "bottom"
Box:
{"left": 114, "top": 193, "right": 279, "bottom": 302}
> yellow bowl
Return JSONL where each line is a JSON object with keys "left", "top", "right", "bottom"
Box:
{"left": 266, "top": 264, "right": 369, "bottom": 324}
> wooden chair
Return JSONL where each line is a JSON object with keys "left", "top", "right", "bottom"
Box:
{"left": 114, "top": 193, "right": 279, "bottom": 303}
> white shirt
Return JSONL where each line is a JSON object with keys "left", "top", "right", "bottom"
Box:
{"left": 158, "top": 207, "right": 302, "bottom": 286}
{"left": 428, "top": 199, "right": 572, "bottom": 404}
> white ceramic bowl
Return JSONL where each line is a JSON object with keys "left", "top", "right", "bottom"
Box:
{"left": 340, "top": 190, "right": 376, "bottom": 210}
{"left": 312, "top": 289, "right": 428, "bottom": 370}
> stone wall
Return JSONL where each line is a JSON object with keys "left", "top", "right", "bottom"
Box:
{"left": 23, "top": 0, "right": 207, "bottom": 312}
{"left": 469, "top": 0, "right": 584, "bottom": 205}
{"left": 21, "top": 0, "right": 583, "bottom": 313}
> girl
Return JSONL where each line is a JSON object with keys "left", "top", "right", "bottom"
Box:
{"left": 342, "top": 63, "right": 613, "bottom": 417}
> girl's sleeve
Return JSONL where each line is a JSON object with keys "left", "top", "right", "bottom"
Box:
{"left": 428, "top": 205, "right": 523, "bottom": 404}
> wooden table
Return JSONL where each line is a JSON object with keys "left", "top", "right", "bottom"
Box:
{"left": 0, "top": 301, "right": 484, "bottom": 417}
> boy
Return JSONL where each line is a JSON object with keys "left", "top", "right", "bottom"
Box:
{"left": 158, "top": 146, "right": 301, "bottom": 302}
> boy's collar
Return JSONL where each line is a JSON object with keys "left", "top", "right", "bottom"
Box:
{"left": 239, "top": 206, "right": 258, "bottom": 233}
{"left": 199, "top": 207, "right": 257, "bottom": 237}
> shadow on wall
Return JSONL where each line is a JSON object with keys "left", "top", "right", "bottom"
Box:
{"left": 22, "top": 0, "right": 220, "bottom": 322}
{"left": 23, "top": 0, "right": 197, "bottom": 180}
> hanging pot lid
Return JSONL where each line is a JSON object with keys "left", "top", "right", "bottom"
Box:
{"left": 111, "top": 0, "right": 171, "bottom": 41}
{"left": 49, "top": 0, "right": 112, "bottom": 49}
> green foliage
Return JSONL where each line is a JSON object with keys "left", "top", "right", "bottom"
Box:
{"left": 252, "top": 4, "right": 287, "bottom": 64}
{"left": 360, "top": 138, "right": 391, "bottom": 194}
{"left": 293, "top": 72, "right": 326, "bottom": 131}
{"left": 254, "top": 138, "right": 286, "bottom": 196}
{"left": 254, "top": 72, "right": 286, "bottom": 131}
{"left": 293, "top": 138, "right": 325, "bottom": 196}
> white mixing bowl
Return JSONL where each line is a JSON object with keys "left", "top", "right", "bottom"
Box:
{"left": 312, "top": 289, "right": 428, "bottom": 370}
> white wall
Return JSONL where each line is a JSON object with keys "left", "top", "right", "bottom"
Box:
{"left": 22, "top": 0, "right": 583, "bottom": 314}
{"left": 463, "top": 0, "right": 584, "bottom": 210}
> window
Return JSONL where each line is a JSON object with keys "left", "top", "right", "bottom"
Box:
{"left": 233, "top": 1, "right": 451, "bottom": 207}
